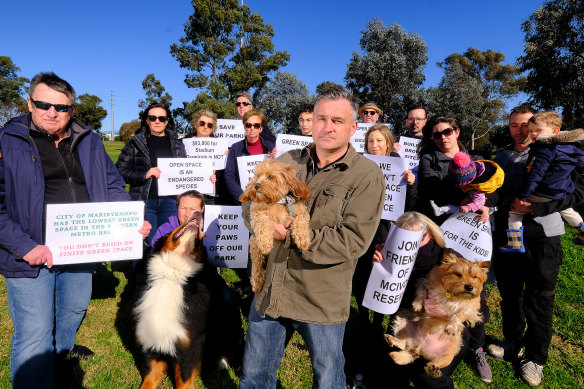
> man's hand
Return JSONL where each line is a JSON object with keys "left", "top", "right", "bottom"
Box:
{"left": 273, "top": 219, "right": 293, "bottom": 241}
{"left": 511, "top": 198, "right": 533, "bottom": 214}
{"left": 138, "top": 221, "right": 152, "bottom": 240}
{"left": 23, "top": 245, "right": 53, "bottom": 268}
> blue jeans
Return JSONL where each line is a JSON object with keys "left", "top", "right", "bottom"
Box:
{"left": 5, "top": 264, "right": 94, "bottom": 389}
{"left": 145, "top": 197, "right": 177, "bottom": 245}
{"left": 239, "top": 299, "right": 346, "bottom": 389}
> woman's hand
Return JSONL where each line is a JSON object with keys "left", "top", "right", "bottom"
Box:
{"left": 209, "top": 170, "right": 217, "bottom": 183}
{"left": 146, "top": 167, "right": 161, "bottom": 179}
{"left": 392, "top": 143, "right": 402, "bottom": 153}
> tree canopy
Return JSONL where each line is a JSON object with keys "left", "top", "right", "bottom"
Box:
{"left": 170, "top": 0, "right": 289, "bottom": 101}
{"left": 74, "top": 94, "right": 108, "bottom": 132}
{"left": 518, "top": 0, "right": 584, "bottom": 128}
{"left": 345, "top": 19, "right": 428, "bottom": 135}
{"left": 138, "top": 74, "right": 173, "bottom": 110}
{"left": 0, "top": 56, "right": 29, "bottom": 126}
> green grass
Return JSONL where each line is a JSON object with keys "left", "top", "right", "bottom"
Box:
{"left": 0, "top": 141, "right": 582, "bottom": 387}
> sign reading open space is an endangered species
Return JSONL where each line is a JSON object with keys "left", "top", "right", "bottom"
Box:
{"left": 157, "top": 158, "right": 214, "bottom": 196}
{"left": 45, "top": 201, "right": 144, "bottom": 265}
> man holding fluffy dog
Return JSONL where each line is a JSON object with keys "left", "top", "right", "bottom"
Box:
{"left": 239, "top": 89, "right": 385, "bottom": 388}
{"left": 0, "top": 72, "right": 150, "bottom": 388}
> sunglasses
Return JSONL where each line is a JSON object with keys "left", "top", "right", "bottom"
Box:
{"left": 30, "top": 98, "right": 73, "bottom": 113}
{"left": 362, "top": 110, "right": 377, "bottom": 116}
{"left": 245, "top": 122, "right": 262, "bottom": 129}
{"left": 198, "top": 120, "right": 213, "bottom": 129}
{"left": 147, "top": 115, "right": 168, "bottom": 123}
{"left": 235, "top": 102, "right": 252, "bottom": 107}
{"left": 432, "top": 128, "right": 455, "bottom": 140}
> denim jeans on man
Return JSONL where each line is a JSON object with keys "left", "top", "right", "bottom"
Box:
{"left": 6, "top": 264, "right": 94, "bottom": 389}
{"left": 239, "top": 299, "right": 346, "bottom": 389}
{"left": 145, "top": 197, "right": 177, "bottom": 245}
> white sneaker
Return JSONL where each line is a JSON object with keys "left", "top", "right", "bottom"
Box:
{"left": 520, "top": 360, "right": 544, "bottom": 387}
{"left": 486, "top": 341, "right": 523, "bottom": 360}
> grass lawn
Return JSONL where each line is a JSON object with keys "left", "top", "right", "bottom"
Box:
{"left": 0, "top": 140, "right": 582, "bottom": 388}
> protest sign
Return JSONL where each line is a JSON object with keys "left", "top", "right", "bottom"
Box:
{"left": 440, "top": 212, "right": 493, "bottom": 262}
{"left": 237, "top": 154, "right": 269, "bottom": 191}
{"left": 350, "top": 123, "right": 374, "bottom": 153}
{"left": 215, "top": 119, "right": 245, "bottom": 147}
{"left": 183, "top": 137, "right": 229, "bottom": 170}
{"left": 397, "top": 136, "right": 421, "bottom": 169}
{"left": 365, "top": 154, "right": 407, "bottom": 221}
{"left": 362, "top": 225, "right": 424, "bottom": 314}
{"left": 45, "top": 201, "right": 144, "bottom": 265}
{"left": 275, "top": 134, "right": 312, "bottom": 157}
{"left": 157, "top": 158, "right": 214, "bottom": 196}
{"left": 203, "top": 205, "right": 249, "bottom": 268}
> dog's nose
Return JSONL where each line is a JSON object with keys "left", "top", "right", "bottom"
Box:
{"left": 254, "top": 183, "right": 261, "bottom": 190}
{"left": 464, "top": 284, "right": 474, "bottom": 292}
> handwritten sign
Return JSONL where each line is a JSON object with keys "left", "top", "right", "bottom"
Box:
{"left": 215, "top": 119, "right": 245, "bottom": 147}
{"left": 275, "top": 134, "right": 312, "bottom": 157}
{"left": 350, "top": 123, "right": 374, "bottom": 153}
{"left": 362, "top": 225, "right": 424, "bottom": 314}
{"left": 237, "top": 154, "right": 269, "bottom": 191}
{"left": 183, "top": 137, "right": 229, "bottom": 170}
{"left": 365, "top": 154, "right": 407, "bottom": 221}
{"left": 397, "top": 136, "right": 421, "bottom": 169}
{"left": 203, "top": 205, "right": 249, "bottom": 268}
{"left": 440, "top": 212, "right": 493, "bottom": 262}
{"left": 157, "top": 158, "right": 214, "bottom": 196}
{"left": 45, "top": 202, "right": 144, "bottom": 265}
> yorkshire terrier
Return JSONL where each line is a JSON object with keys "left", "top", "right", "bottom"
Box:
{"left": 239, "top": 159, "right": 311, "bottom": 293}
{"left": 384, "top": 252, "right": 490, "bottom": 378}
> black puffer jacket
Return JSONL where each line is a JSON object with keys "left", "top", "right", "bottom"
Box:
{"left": 115, "top": 129, "right": 186, "bottom": 200}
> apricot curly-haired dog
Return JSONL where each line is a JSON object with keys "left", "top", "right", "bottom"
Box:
{"left": 384, "top": 252, "right": 490, "bottom": 378}
{"left": 239, "top": 158, "right": 311, "bottom": 293}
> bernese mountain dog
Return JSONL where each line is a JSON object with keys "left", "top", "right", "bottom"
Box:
{"left": 132, "top": 211, "right": 242, "bottom": 388}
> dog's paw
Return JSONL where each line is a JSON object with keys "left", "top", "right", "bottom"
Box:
{"left": 412, "top": 300, "right": 423, "bottom": 312}
{"left": 425, "top": 363, "right": 442, "bottom": 378}
{"left": 384, "top": 334, "right": 397, "bottom": 346}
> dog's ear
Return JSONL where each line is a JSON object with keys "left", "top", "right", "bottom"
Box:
{"left": 239, "top": 184, "right": 252, "bottom": 202}
{"left": 478, "top": 261, "right": 490, "bottom": 271}
{"left": 441, "top": 251, "right": 458, "bottom": 265}
{"left": 285, "top": 165, "right": 310, "bottom": 200}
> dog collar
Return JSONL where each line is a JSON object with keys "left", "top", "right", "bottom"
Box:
{"left": 445, "top": 290, "right": 452, "bottom": 299}
{"left": 277, "top": 195, "right": 297, "bottom": 217}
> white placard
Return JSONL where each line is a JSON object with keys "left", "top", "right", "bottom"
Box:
{"left": 203, "top": 205, "right": 249, "bottom": 268}
{"left": 397, "top": 136, "right": 421, "bottom": 169}
{"left": 440, "top": 212, "right": 493, "bottom": 262}
{"left": 157, "top": 158, "right": 214, "bottom": 196}
{"left": 365, "top": 154, "right": 407, "bottom": 221}
{"left": 215, "top": 119, "right": 245, "bottom": 147}
{"left": 350, "top": 123, "right": 374, "bottom": 153}
{"left": 237, "top": 154, "right": 269, "bottom": 191}
{"left": 275, "top": 134, "right": 312, "bottom": 157}
{"left": 183, "top": 137, "right": 229, "bottom": 170}
{"left": 45, "top": 202, "right": 144, "bottom": 265}
{"left": 362, "top": 225, "right": 424, "bottom": 314}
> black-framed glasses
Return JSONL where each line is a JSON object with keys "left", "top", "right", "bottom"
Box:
{"left": 235, "top": 102, "right": 252, "bottom": 107}
{"left": 198, "top": 120, "right": 213, "bottom": 129}
{"left": 245, "top": 122, "right": 262, "bottom": 129}
{"left": 406, "top": 117, "right": 426, "bottom": 123}
{"left": 362, "top": 110, "right": 377, "bottom": 116}
{"left": 147, "top": 115, "right": 168, "bottom": 123}
{"left": 432, "top": 128, "right": 455, "bottom": 140}
{"left": 30, "top": 98, "right": 73, "bottom": 113}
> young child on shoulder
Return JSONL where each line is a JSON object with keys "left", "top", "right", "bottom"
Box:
{"left": 430, "top": 152, "right": 504, "bottom": 217}
{"left": 501, "top": 111, "right": 584, "bottom": 252}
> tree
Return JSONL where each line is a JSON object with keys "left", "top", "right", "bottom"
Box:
{"left": 170, "top": 0, "right": 289, "bottom": 100}
{"left": 315, "top": 81, "right": 345, "bottom": 95}
{"left": 518, "top": 0, "right": 584, "bottom": 128}
{"left": 256, "top": 72, "right": 311, "bottom": 134}
{"left": 434, "top": 48, "right": 524, "bottom": 149}
{"left": 0, "top": 56, "right": 29, "bottom": 125}
{"left": 74, "top": 94, "right": 108, "bottom": 132}
{"left": 138, "top": 74, "right": 173, "bottom": 109}
{"left": 345, "top": 19, "right": 428, "bottom": 135}
{"left": 118, "top": 119, "right": 141, "bottom": 143}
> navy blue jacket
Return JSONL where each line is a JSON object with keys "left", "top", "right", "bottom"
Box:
{"left": 224, "top": 137, "right": 274, "bottom": 203}
{"left": 0, "top": 115, "right": 130, "bottom": 277}
{"left": 521, "top": 140, "right": 584, "bottom": 200}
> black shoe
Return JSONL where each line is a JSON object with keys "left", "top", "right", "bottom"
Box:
{"left": 69, "top": 345, "right": 95, "bottom": 360}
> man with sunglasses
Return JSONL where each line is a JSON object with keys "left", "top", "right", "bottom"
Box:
{"left": 234, "top": 91, "right": 276, "bottom": 144}
{"left": 0, "top": 72, "right": 150, "bottom": 388}
{"left": 358, "top": 101, "right": 382, "bottom": 123}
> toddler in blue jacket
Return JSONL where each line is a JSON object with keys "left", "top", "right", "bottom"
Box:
{"left": 502, "top": 111, "right": 584, "bottom": 252}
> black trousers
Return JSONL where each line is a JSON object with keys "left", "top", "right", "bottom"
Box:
{"left": 493, "top": 235, "right": 563, "bottom": 365}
